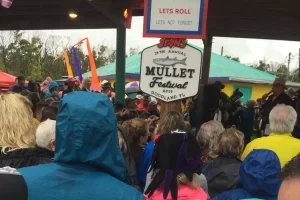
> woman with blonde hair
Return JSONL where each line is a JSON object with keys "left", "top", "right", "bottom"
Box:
{"left": 154, "top": 111, "right": 185, "bottom": 141}
{"left": 203, "top": 127, "right": 244, "bottom": 198}
{"left": 0, "top": 93, "right": 54, "bottom": 168}
{"left": 81, "top": 77, "right": 91, "bottom": 92}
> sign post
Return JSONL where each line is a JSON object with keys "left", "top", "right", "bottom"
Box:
{"left": 143, "top": 0, "right": 208, "bottom": 39}
{"left": 140, "top": 39, "right": 202, "bottom": 102}
{"left": 140, "top": 0, "right": 208, "bottom": 124}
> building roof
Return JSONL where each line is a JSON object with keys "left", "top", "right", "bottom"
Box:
{"left": 1, "top": 0, "right": 300, "bottom": 41}
{"left": 0, "top": 0, "right": 131, "bottom": 30}
{"left": 82, "top": 44, "right": 277, "bottom": 82}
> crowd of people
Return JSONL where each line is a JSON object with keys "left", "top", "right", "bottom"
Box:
{"left": 1, "top": 75, "right": 300, "bottom": 200}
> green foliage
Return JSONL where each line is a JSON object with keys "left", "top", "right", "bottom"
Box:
{"left": 0, "top": 31, "right": 134, "bottom": 81}
{"left": 250, "top": 59, "right": 298, "bottom": 82}
{"left": 225, "top": 55, "right": 240, "bottom": 62}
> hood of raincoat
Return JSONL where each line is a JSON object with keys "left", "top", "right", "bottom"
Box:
{"left": 49, "top": 81, "right": 59, "bottom": 91}
{"left": 54, "top": 91, "right": 130, "bottom": 183}
{"left": 240, "top": 149, "right": 282, "bottom": 197}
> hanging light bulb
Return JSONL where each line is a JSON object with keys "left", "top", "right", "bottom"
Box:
{"left": 69, "top": 12, "right": 78, "bottom": 19}
{"left": 1, "top": 0, "right": 14, "bottom": 8}
{"left": 124, "top": 9, "right": 128, "bottom": 19}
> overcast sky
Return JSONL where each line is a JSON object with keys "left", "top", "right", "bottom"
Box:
{"left": 36, "top": 17, "right": 300, "bottom": 71}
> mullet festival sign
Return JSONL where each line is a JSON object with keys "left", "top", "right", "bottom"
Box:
{"left": 143, "top": 0, "right": 208, "bottom": 39}
{"left": 140, "top": 39, "right": 202, "bottom": 102}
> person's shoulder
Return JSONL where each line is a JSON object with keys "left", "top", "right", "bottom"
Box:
{"left": 212, "top": 189, "right": 252, "bottom": 200}
{"left": 145, "top": 141, "right": 154, "bottom": 151}
{"left": 0, "top": 167, "right": 28, "bottom": 200}
{"left": 282, "top": 92, "right": 293, "bottom": 102}
{"left": 106, "top": 177, "right": 145, "bottom": 200}
{"left": 245, "top": 137, "right": 267, "bottom": 149}
{"left": 287, "top": 135, "right": 300, "bottom": 144}
{"left": 250, "top": 136, "right": 268, "bottom": 143}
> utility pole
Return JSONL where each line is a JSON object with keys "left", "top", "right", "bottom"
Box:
{"left": 298, "top": 49, "right": 300, "bottom": 78}
{"left": 287, "top": 52, "right": 291, "bottom": 81}
{"left": 221, "top": 46, "right": 224, "bottom": 56}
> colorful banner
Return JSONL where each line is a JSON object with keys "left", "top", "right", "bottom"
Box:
{"left": 63, "top": 50, "right": 73, "bottom": 77}
{"left": 70, "top": 37, "right": 100, "bottom": 91}
{"left": 53, "top": 49, "right": 73, "bottom": 77}
{"left": 85, "top": 38, "right": 100, "bottom": 89}
{"left": 72, "top": 47, "right": 83, "bottom": 82}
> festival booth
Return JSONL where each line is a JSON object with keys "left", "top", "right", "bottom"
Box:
{"left": 0, "top": 71, "right": 16, "bottom": 92}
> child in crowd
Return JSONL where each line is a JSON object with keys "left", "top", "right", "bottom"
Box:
{"left": 144, "top": 133, "right": 207, "bottom": 200}
{"left": 203, "top": 127, "right": 244, "bottom": 198}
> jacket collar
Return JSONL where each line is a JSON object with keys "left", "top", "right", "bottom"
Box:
{"left": 270, "top": 132, "right": 292, "bottom": 136}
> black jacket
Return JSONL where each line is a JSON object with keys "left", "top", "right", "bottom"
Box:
{"left": 9, "top": 85, "right": 26, "bottom": 93}
{"left": 263, "top": 92, "right": 293, "bottom": 124}
{"left": 203, "top": 156, "right": 241, "bottom": 198}
{"left": 0, "top": 147, "right": 54, "bottom": 169}
{"left": 62, "top": 87, "right": 74, "bottom": 97}
{"left": 293, "top": 100, "right": 300, "bottom": 138}
{"left": 0, "top": 167, "right": 28, "bottom": 200}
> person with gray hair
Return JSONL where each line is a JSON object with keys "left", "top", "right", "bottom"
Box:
{"left": 242, "top": 104, "right": 300, "bottom": 168}
{"left": 196, "top": 120, "right": 224, "bottom": 162}
{"left": 35, "top": 119, "right": 56, "bottom": 152}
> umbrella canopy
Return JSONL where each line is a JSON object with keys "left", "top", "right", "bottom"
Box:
{"left": 125, "top": 86, "right": 141, "bottom": 94}
{"left": 125, "top": 81, "right": 139, "bottom": 88}
{"left": 0, "top": 71, "right": 17, "bottom": 87}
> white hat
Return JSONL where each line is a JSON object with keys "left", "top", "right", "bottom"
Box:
{"left": 136, "top": 95, "right": 143, "bottom": 100}
{"left": 101, "top": 80, "right": 109, "bottom": 85}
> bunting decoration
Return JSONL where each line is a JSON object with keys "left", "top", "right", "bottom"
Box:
{"left": 72, "top": 47, "right": 83, "bottom": 82}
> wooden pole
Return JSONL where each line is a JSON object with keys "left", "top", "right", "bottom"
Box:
{"left": 221, "top": 46, "right": 224, "bottom": 56}
{"left": 195, "top": 34, "right": 213, "bottom": 130}
{"left": 287, "top": 52, "right": 291, "bottom": 81}
{"left": 201, "top": 35, "right": 213, "bottom": 84}
{"left": 159, "top": 100, "right": 182, "bottom": 118}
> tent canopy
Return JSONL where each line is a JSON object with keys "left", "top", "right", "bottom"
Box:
{"left": 0, "top": 71, "right": 16, "bottom": 87}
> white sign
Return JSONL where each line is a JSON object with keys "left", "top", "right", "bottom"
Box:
{"left": 143, "top": 0, "right": 208, "bottom": 39}
{"left": 140, "top": 41, "right": 202, "bottom": 102}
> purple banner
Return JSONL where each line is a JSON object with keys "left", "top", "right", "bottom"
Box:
{"left": 72, "top": 47, "right": 83, "bottom": 82}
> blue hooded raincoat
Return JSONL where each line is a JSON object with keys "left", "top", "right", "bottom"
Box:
{"left": 212, "top": 149, "right": 282, "bottom": 200}
{"left": 44, "top": 80, "right": 61, "bottom": 100}
{"left": 19, "top": 92, "right": 145, "bottom": 200}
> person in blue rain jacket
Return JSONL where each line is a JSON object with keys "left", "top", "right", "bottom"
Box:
{"left": 137, "top": 141, "right": 154, "bottom": 191}
{"left": 44, "top": 80, "right": 61, "bottom": 101}
{"left": 19, "top": 92, "right": 145, "bottom": 200}
{"left": 212, "top": 149, "right": 282, "bottom": 200}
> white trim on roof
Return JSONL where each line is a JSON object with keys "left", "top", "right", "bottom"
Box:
{"left": 229, "top": 77, "right": 300, "bottom": 88}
